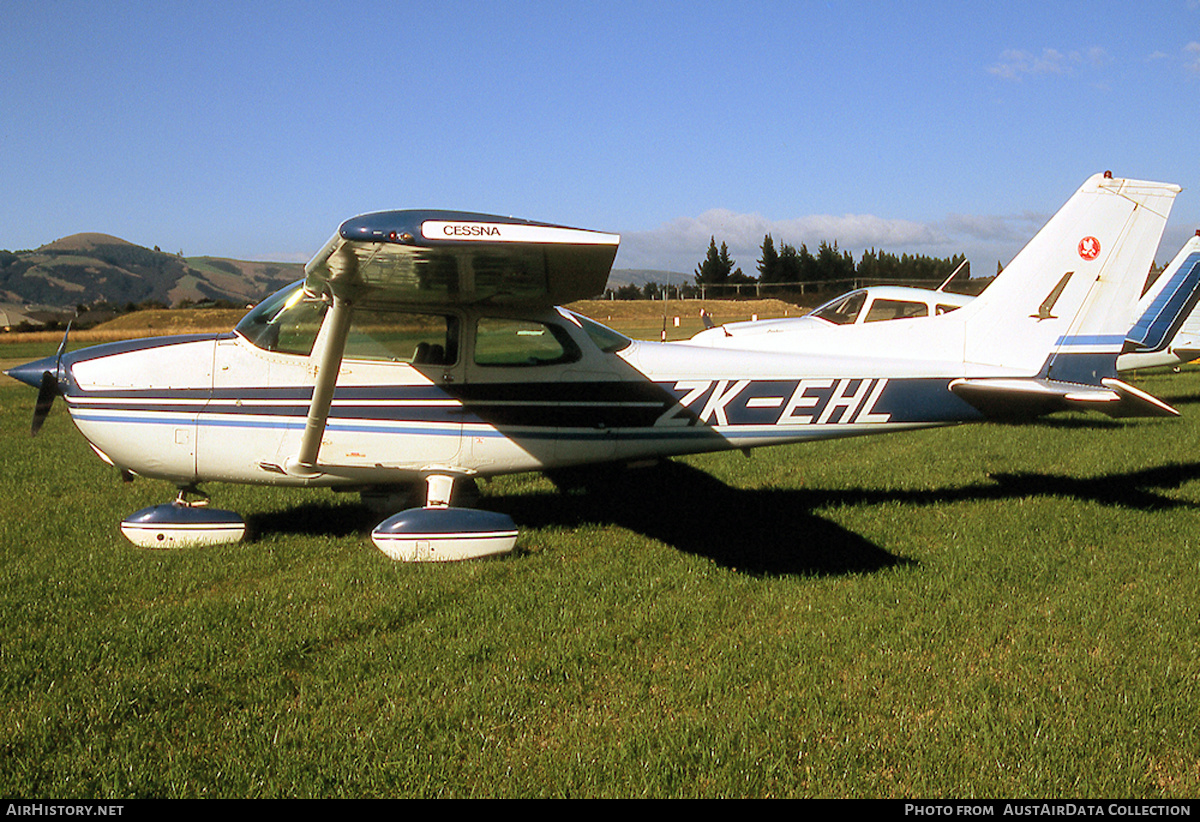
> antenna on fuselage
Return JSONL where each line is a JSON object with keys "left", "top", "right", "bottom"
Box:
{"left": 937, "top": 258, "right": 970, "bottom": 293}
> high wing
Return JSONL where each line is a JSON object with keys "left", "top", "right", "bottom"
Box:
{"left": 303, "top": 210, "right": 619, "bottom": 307}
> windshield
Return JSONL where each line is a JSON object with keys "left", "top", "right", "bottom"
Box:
{"left": 236, "top": 283, "right": 633, "bottom": 361}
{"left": 235, "top": 281, "right": 328, "bottom": 355}
{"left": 810, "top": 290, "right": 867, "bottom": 325}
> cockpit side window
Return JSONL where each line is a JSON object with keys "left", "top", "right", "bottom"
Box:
{"left": 864, "top": 299, "right": 928, "bottom": 322}
{"left": 237, "top": 282, "right": 460, "bottom": 363}
{"left": 474, "top": 318, "right": 581, "bottom": 367}
{"left": 345, "top": 310, "right": 459, "bottom": 365}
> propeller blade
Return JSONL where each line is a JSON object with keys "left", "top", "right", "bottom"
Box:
{"left": 29, "top": 321, "right": 71, "bottom": 437}
{"left": 31, "top": 370, "right": 57, "bottom": 436}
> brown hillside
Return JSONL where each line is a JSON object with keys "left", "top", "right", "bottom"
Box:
{"left": 92, "top": 308, "right": 248, "bottom": 334}
{"left": 38, "top": 233, "right": 138, "bottom": 253}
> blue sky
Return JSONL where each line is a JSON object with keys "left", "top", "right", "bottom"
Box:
{"left": 3, "top": 0, "right": 1198, "bottom": 277}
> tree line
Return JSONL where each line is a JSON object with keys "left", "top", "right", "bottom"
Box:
{"left": 702, "top": 235, "right": 969, "bottom": 289}
{"left": 604, "top": 234, "right": 981, "bottom": 300}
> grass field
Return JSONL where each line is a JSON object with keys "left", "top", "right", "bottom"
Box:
{"left": 1, "top": 314, "right": 1199, "bottom": 798}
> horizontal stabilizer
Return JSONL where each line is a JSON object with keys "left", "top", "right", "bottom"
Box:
{"left": 949, "top": 377, "right": 1179, "bottom": 419}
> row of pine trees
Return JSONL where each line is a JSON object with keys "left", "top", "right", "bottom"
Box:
{"left": 694, "top": 235, "right": 969, "bottom": 288}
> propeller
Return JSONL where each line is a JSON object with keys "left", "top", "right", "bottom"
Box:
{"left": 29, "top": 321, "right": 71, "bottom": 436}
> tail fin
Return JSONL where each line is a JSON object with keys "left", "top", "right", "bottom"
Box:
{"left": 950, "top": 173, "right": 1181, "bottom": 418}
{"left": 960, "top": 173, "right": 1179, "bottom": 377}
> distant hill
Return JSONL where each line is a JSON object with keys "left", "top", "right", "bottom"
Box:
{"left": 606, "top": 269, "right": 689, "bottom": 290}
{"left": 0, "top": 234, "right": 692, "bottom": 313}
{"left": 0, "top": 233, "right": 302, "bottom": 310}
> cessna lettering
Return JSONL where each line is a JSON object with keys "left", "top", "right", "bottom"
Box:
{"left": 441, "top": 223, "right": 501, "bottom": 237}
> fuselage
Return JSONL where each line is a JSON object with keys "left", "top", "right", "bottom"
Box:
{"left": 22, "top": 282, "right": 1002, "bottom": 489}
{"left": 4, "top": 178, "right": 1184, "bottom": 557}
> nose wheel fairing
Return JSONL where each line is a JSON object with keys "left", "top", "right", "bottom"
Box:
{"left": 119, "top": 490, "right": 247, "bottom": 549}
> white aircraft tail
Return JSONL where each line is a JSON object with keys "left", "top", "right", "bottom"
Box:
{"left": 950, "top": 172, "right": 1180, "bottom": 418}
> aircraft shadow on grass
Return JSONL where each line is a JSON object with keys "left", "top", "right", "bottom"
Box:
{"left": 246, "top": 457, "right": 1200, "bottom": 578}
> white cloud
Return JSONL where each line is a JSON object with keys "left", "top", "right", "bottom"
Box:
{"left": 1186, "top": 42, "right": 1200, "bottom": 74}
{"left": 988, "top": 48, "right": 1070, "bottom": 80}
{"left": 1083, "top": 46, "right": 1110, "bottom": 67}
{"left": 987, "top": 46, "right": 1109, "bottom": 80}
{"left": 940, "top": 211, "right": 1049, "bottom": 243}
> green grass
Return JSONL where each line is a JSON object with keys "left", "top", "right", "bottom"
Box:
{"left": 2, "top": 348, "right": 1200, "bottom": 796}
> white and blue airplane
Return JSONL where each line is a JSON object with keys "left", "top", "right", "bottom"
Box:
{"left": 1120, "top": 229, "right": 1200, "bottom": 369}
{"left": 693, "top": 226, "right": 1200, "bottom": 374}
{"left": 5, "top": 172, "right": 1184, "bottom": 561}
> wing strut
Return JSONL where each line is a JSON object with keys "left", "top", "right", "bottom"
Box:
{"left": 286, "top": 293, "right": 353, "bottom": 478}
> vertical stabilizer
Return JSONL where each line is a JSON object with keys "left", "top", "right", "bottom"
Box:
{"left": 960, "top": 173, "right": 1179, "bottom": 381}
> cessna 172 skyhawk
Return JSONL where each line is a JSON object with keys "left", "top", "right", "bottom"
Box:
{"left": 5, "top": 172, "right": 1184, "bottom": 561}
{"left": 691, "top": 225, "right": 1200, "bottom": 373}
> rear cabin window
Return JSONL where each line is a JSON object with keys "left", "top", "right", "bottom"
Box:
{"left": 557, "top": 309, "right": 632, "bottom": 353}
{"left": 474, "top": 318, "right": 581, "bottom": 367}
{"left": 864, "top": 299, "right": 928, "bottom": 322}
